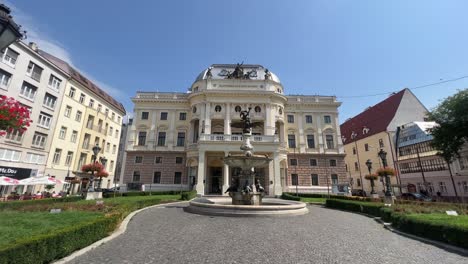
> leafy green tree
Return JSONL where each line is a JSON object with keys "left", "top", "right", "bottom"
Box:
{"left": 429, "top": 89, "right": 468, "bottom": 162}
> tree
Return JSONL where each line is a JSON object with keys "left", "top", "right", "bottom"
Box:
{"left": 428, "top": 89, "right": 468, "bottom": 162}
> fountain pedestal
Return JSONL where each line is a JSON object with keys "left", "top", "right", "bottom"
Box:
{"left": 230, "top": 192, "right": 264, "bottom": 205}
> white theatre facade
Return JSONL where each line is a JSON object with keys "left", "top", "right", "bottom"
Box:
{"left": 122, "top": 64, "right": 346, "bottom": 196}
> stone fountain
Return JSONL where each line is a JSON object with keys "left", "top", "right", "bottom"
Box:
{"left": 185, "top": 107, "right": 308, "bottom": 217}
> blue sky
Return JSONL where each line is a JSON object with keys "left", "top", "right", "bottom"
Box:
{"left": 8, "top": 0, "right": 468, "bottom": 121}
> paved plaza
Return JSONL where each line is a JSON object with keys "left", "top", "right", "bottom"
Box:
{"left": 68, "top": 203, "right": 467, "bottom": 264}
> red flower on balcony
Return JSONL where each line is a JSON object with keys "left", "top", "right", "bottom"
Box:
{"left": 81, "top": 162, "right": 104, "bottom": 173}
{"left": 0, "top": 96, "right": 32, "bottom": 136}
{"left": 376, "top": 167, "right": 396, "bottom": 176}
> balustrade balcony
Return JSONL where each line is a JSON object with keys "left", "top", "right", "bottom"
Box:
{"left": 199, "top": 134, "right": 278, "bottom": 143}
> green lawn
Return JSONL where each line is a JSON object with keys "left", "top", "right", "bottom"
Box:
{"left": 300, "top": 197, "right": 326, "bottom": 204}
{"left": 0, "top": 211, "right": 103, "bottom": 247}
{"left": 406, "top": 213, "right": 468, "bottom": 228}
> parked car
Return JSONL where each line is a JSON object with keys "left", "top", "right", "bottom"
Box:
{"left": 351, "top": 189, "right": 367, "bottom": 197}
{"left": 400, "top": 192, "right": 433, "bottom": 202}
{"left": 101, "top": 187, "right": 120, "bottom": 194}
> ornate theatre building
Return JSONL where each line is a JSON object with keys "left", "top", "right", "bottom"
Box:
{"left": 121, "top": 64, "right": 346, "bottom": 196}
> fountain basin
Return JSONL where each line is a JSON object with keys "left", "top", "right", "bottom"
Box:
{"left": 184, "top": 197, "right": 309, "bottom": 217}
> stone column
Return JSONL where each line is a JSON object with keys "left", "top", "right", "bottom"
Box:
{"left": 264, "top": 104, "right": 271, "bottom": 135}
{"left": 204, "top": 102, "right": 211, "bottom": 134}
{"left": 298, "top": 112, "right": 305, "bottom": 153}
{"left": 167, "top": 110, "right": 176, "bottom": 150}
{"left": 199, "top": 104, "right": 205, "bottom": 137}
{"left": 273, "top": 152, "right": 282, "bottom": 196}
{"left": 222, "top": 151, "right": 230, "bottom": 195}
{"left": 334, "top": 114, "right": 344, "bottom": 153}
{"left": 195, "top": 151, "right": 205, "bottom": 195}
{"left": 317, "top": 115, "right": 324, "bottom": 153}
{"left": 224, "top": 103, "right": 231, "bottom": 135}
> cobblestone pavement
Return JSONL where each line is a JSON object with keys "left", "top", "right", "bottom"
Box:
{"left": 68, "top": 203, "right": 467, "bottom": 264}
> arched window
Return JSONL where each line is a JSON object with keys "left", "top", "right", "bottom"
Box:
{"left": 235, "top": 106, "right": 241, "bottom": 112}
{"left": 192, "top": 106, "right": 197, "bottom": 113}
{"left": 254, "top": 106, "right": 261, "bottom": 113}
{"left": 215, "top": 105, "right": 222, "bottom": 112}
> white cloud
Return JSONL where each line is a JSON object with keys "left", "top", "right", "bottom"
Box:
{"left": 5, "top": 1, "right": 126, "bottom": 100}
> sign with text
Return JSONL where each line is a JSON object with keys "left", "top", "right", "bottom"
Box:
{"left": 0, "top": 166, "right": 32, "bottom": 180}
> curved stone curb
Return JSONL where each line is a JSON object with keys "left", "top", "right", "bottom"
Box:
{"left": 53, "top": 201, "right": 187, "bottom": 264}
{"left": 320, "top": 205, "right": 468, "bottom": 256}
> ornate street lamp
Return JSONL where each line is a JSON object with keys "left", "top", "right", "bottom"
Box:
{"left": 0, "top": 4, "right": 26, "bottom": 50}
{"left": 88, "top": 144, "right": 102, "bottom": 192}
{"left": 98, "top": 156, "right": 108, "bottom": 190}
{"left": 378, "top": 149, "right": 393, "bottom": 203}
{"left": 365, "top": 159, "right": 376, "bottom": 195}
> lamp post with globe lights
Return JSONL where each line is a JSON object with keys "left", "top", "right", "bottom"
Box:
{"left": 378, "top": 149, "right": 395, "bottom": 204}
{"left": 365, "top": 159, "right": 376, "bottom": 195}
{"left": 98, "top": 156, "right": 107, "bottom": 190}
{"left": 87, "top": 144, "right": 102, "bottom": 192}
{"left": 0, "top": 4, "right": 26, "bottom": 50}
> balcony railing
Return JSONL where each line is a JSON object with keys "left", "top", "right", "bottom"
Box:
{"left": 199, "top": 134, "right": 278, "bottom": 143}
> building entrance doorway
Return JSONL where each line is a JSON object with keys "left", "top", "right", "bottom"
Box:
{"left": 209, "top": 167, "right": 222, "bottom": 194}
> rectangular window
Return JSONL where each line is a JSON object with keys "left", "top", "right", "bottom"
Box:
{"left": 324, "top": 115, "right": 332, "bottom": 124}
{"left": 48, "top": 74, "right": 61, "bottom": 90}
{"left": 287, "top": 115, "right": 294, "bottom": 123}
{"left": 111, "top": 112, "right": 115, "bottom": 121}
{"left": 108, "top": 160, "right": 114, "bottom": 173}
{"left": 352, "top": 147, "right": 356, "bottom": 155}
{"left": 179, "top": 112, "right": 187, "bottom": 120}
{"left": 0, "top": 148, "right": 21, "bottom": 161}
{"left": 37, "top": 112, "right": 52, "bottom": 129}
{"left": 132, "top": 171, "right": 140, "bottom": 182}
{"left": 157, "top": 132, "right": 166, "bottom": 146}
{"left": 86, "top": 115, "right": 94, "bottom": 129}
{"left": 118, "top": 116, "right": 121, "bottom": 123}
{"left": 331, "top": 174, "right": 338, "bottom": 185}
{"left": 354, "top": 162, "right": 359, "bottom": 171}
{"left": 364, "top": 143, "right": 369, "bottom": 151}
{"left": 106, "top": 143, "right": 110, "bottom": 152}
{"left": 305, "top": 115, "right": 313, "bottom": 124}
{"left": 138, "top": 131, "right": 146, "bottom": 146}
{"left": 290, "top": 158, "right": 298, "bottom": 166}
{"left": 463, "top": 181, "right": 468, "bottom": 193}
{"left": 141, "top": 112, "right": 149, "bottom": 120}
{"left": 135, "top": 156, "right": 143, "bottom": 163}
{"left": 1, "top": 47, "right": 19, "bottom": 67}
{"left": 71, "top": 130, "right": 78, "bottom": 143}
{"left": 83, "top": 134, "right": 91, "bottom": 149}
{"left": 75, "top": 111, "right": 82, "bottom": 122}
{"left": 329, "top": 159, "right": 337, "bottom": 167}
{"left": 52, "top": 148, "right": 62, "bottom": 164}
{"left": 97, "top": 104, "right": 102, "bottom": 112}
{"left": 176, "top": 157, "right": 183, "bottom": 164}
{"left": 288, "top": 134, "right": 296, "bottom": 148}
{"left": 59, "top": 126, "right": 67, "bottom": 139}
{"left": 0, "top": 69, "right": 11, "bottom": 89}
{"left": 20, "top": 82, "right": 37, "bottom": 100}
{"left": 177, "top": 132, "right": 185, "bottom": 146}
{"left": 105, "top": 108, "right": 109, "bottom": 116}
{"left": 5, "top": 130, "right": 23, "bottom": 143}
{"left": 160, "top": 112, "right": 168, "bottom": 120}
{"left": 174, "top": 172, "right": 182, "bottom": 184}
{"left": 291, "top": 174, "right": 298, "bottom": 186}
{"left": 112, "top": 144, "right": 116, "bottom": 154}
{"left": 109, "top": 127, "right": 113, "bottom": 137}
{"left": 155, "top": 157, "right": 162, "bottom": 164}
{"left": 310, "top": 159, "right": 317, "bottom": 166}
{"left": 25, "top": 153, "right": 45, "bottom": 164}
{"left": 79, "top": 93, "right": 85, "bottom": 104}
{"left": 43, "top": 93, "right": 57, "bottom": 109}
{"left": 32, "top": 132, "right": 47, "bottom": 148}
{"left": 153, "top": 172, "right": 161, "bottom": 184}
{"left": 115, "top": 129, "right": 119, "bottom": 139}
{"left": 88, "top": 99, "right": 94, "bottom": 108}
{"left": 64, "top": 105, "right": 72, "bottom": 117}
{"left": 311, "top": 174, "right": 319, "bottom": 186}
{"left": 69, "top": 87, "right": 76, "bottom": 98}
{"left": 26, "top": 61, "right": 43, "bottom": 81}
{"left": 65, "top": 151, "right": 73, "bottom": 166}
{"left": 379, "top": 139, "right": 384, "bottom": 148}
{"left": 325, "top": 135, "right": 334, "bottom": 149}
{"left": 307, "top": 135, "right": 315, "bottom": 148}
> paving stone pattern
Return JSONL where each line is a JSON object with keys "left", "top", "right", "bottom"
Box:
{"left": 68, "top": 204, "right": 467, "bottom": 264}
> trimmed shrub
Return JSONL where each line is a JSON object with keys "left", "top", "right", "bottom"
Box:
{"left": 181, "top": 190, "right": 197, "bottom": 201}
{"left": 0, "top": 215, "right": 120, "bottom": 264}
{"left": 283, "top": 192, "right": 380, "bottom": 202}
{"left": 281, "top": 193, "right": 301, "bottom": 201}
{"left": 0, "top": 196, "right": 83, "bottom": 211}
{"left": 325, "top": 199, "right": 384, "bottom": 217}
{"left": 103, "top": 190, "right": 180, "bottom": 198}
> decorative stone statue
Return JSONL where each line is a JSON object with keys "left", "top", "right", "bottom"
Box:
{"left": 229, "top": 63, "right": 244, "bottom": 79}
{"left": 255, "top": 178, "right": 265, "bottom": 193}
{"left": 239, "top": 107, "right": 252, "bottom": 134}
{"left": 206, "top": 67, "right": 213, "bottom": 79}
{"left": 225, "top": 178, "right": 239, "bottom": 194}
{"left": 264, "top": 68, "right": 272, "bottom": 80}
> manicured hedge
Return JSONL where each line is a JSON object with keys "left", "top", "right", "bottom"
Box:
{"left": 281, "top": 193, "right": 301, "bottom": 201}
{"left": 0, "top": 214, "right": 120, "bottom": 264}
{"left": 0, "top": 196, "right": 83, "bottom": 211}
{"left": 181, "top": 190, "right": 197, "bottom": 201}
{"left": 283, "top": 192, "right": 379, "bottom": 202}
{"left": 380, "top": 208, "right": 468, "bottom": 249}
{"left": 103, "top": 190, "right": 180, "bottom": 198}
{"left": 325, "top": 199, "right": 384, "bottom": 217}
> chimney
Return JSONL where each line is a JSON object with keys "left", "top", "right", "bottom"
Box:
{"left": 28, "top": 42, "right": 38, "bottom": 52}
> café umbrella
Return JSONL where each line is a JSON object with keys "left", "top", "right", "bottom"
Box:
{"left": 19, "top": 176, "right": 63, "bottom": 185}
{"left": 0, "top": 176, "right": 19, "bottom": 197}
